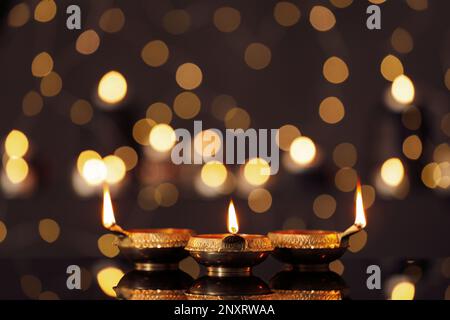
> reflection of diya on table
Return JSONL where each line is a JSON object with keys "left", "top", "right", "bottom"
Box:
{"left": 115, "top": 269, "right": 193, "bottom": 300}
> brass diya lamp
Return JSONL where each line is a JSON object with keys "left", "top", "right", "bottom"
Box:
{"left": 269, "top": 270, "right": 347, "bottom": 300}
{"left": 187, "top": 275, "right": 272, "bottom": 300}
{"left": 185, "top": 200, "right": 273, "bottom": 277}
{"left": 268, "top": 181, "right": 367, "bottom": 269}
{"left": 102, "top": 185, "right": 194, "bottom": 270}
{"left": 114, "top": 269, "right": 193, "bottom": 300}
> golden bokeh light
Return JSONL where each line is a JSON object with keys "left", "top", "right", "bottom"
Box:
{"left": 173, "top": 91, "right": 201, "bottom": 119}
{"left": 243, "top": 158, "right": 271, "bottom": 186}
{"left": 421, "top": 162, "right": 439, "bottom": 189}
{"left": 103, "top": 155, "right": 126, "bottom": 184}
{"left": 361, "top": 185, "right": 376, "bottom": 209}
{"left": 244, "top": 43, "right": 272, "bottom": 70}
{"left": 179, "top": 257, "right": 200, "bottom": 279}
{"left": 149, "top": 124, "right": 176, "bottom": 152}
{"left": 5, "top": 158, "right": 29, "bottom": 184}
{"left": 391, "top": 75, "right": 415, "bottom": 105}
{"left": 76, "top": 29, "right": 100, "bottom": 55}
{"left": 313, "top": 194, "right": 336, "bottom": 219}
{"left": 141, "top": 40, "right": 169, "bottom": 67}
{"left": 319, "top": 96, "right": 345, "bottom": 124}
{"left": 40, "top": 71, "right": 62, "bottom": 97}
{"left": 176, "top": 63, "right": 203, "bottom": 90}
{"left": 20, "top": 275, "right": 42, "bottom": 299}
{"left": 434, "top": 143, "right": 450, "bottom": 163}
{"left": 406, "top": 0, "right": 428, "bottom": 10}
{"left": 8, "top": 3, "right": 30, "bottom": 27}
{"left": 34, "top": 0, "right": 57, "bottom": 23}
{"left": 77, "top": 150, "right": 101, "bottom": 174}
{"left": 329, "top": 259, "right": 345, "bottom": 275}
{"left": 145, "top": 102, "right": 172, "bottom": 124}
{"left": 97, "top": 233, "right": 119, "bottom": 258}
{"left": 381, "top": 158, "right": 405, "bottom": 187}
{"left": 224, "top": 107, "right": 251, "bottom": 130}
{"left": 96, "top": 267, "right": 124, "bottom": 297}
{"left": 133, "top": 118, "right": 155, "bottom": 146}
{"left": 22, "top": 90, "right": 43, "bottom": 117}
{"left": 201, "top": 161, "right": 228, "bottom": 188}
{"left": 248, "top": 188, "right": 272, "bottom": 213}
{"left": 5, "top": 130, "right": 29, "bottom": 158}
{"left": 194, "top": 130, "right": 222, "bottom": 158}
{"left": 276, "top": 124, "right": 301, "bottom": 151}
{"left": 330, "top": 0, "right": 353, "bottom": 8}
{"left": 99, "top": 8, "right": 125, "bottom": 33}
{"left": 114, "top": 146, "right": 138, "bottom": 171}
{"left": 335, "top": 167, "right": 357, "bottom": 192}
{"left": 309, "top": 6, "right": 336, "bottom": 32}
{"left": 380, "top": 55, "right": 404, "bottom": 82}
{"left": 163, "top": 9, "right": 191, "bottom": 35}
{"left": 323, "top": 57, "right": 349, "bottom": 84}
{"left": 213, "top": 7, "right": 241, "bottom": 32}
{"left": 38, "top": 218, "right": 60, "bottom": 243}
{"left": 402, "top": 135, "right": 422, "bottom": 160}
{"left": 348, "top": 229, "right": 368, "bottom": 253}
{"left": 333, "top": 142, "right": 357, "bottom": 168}
{"left": 0, "top": 220, "right": 7, "bottom": 243}
{"left": 155, "top": 182, "right": 179, "bottom": 207}
{"left": 97, "top": 71, "right": 127, "bottom": 105}
{"left": 70, "top": 99, "right": 93, "bottom": 125}
{"left": 391, "top": 28, "right": 414, "bottom": 54}
{"left": 289, "top": 136, "right": 317, "bottom": 166}
{"left": 82, "top": 158, "right": 107, "bottom": 186}
{"left": 274, "top": 2, "right": 301, "bottom": 27}
{"left": 138, "top": 186, "right": 159, "bottom": 211}
{"left": 391, "top": 281, "right": 415, "bottom": 300}
{"left": 31, "top": 52, "right": 53, "bottom": 78}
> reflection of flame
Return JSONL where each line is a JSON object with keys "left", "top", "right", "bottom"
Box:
{"left": 102, "top": 184, "right": 116, "bottom": 229}
{"left": 355, "top": 181, "right": 366, "bottom": 228}
{"left": 227, "top": 200, "right": 239, "bottom": 234}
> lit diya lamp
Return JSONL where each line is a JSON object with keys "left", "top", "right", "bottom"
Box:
{"left": 185, "top": 200, "right": 273, "bottom": 277}
{"left": 102, "top": 185, "right": 194, "bottom": 270}
{"left": 268, "top": 181, "right": 367, "bottom": 269}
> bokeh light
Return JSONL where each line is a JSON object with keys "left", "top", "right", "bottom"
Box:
{"left": 82, "top": 158, "right": 107, "bottom": 186}
{"left": 97, "top": 71, "right": 128, "bottom": 105}
{"left": 38, "top": 218, "right": 60, "bottom": 243}
{"left": 31, "top": 52, "right": 53, "bottom": 78}
{"left": 381, "top": 158, "right": 405, "bottom": 187}
{"left": 319, "top": 96, "right": 345, "bottom": 124}
{"left": 244, "top": 43, "right": 272, "bottom": 70}
{"left": 5, "top": 158, "right": 29, "bottom": 184}
{"left": 99, "top": 8, "right": 125, "bottom": 33}
{"left": 141, "top": 40, "right": 169, "bottom": 67}
{"left": 323, "top": 57, "right": 349, "bottom": 84}
{"left": 76, "top": 29, "right": 100, "bottom": 55}
{"left": 274, "top": 2, "right": 301, "bottom": 27}
{"left": 309, "top": 6, "right": 336, "bottom": 31}
{"left": 5, "top": 130, "right": 29, "bottom": 158}
{"left": 391, "top": 281, "right": 415, "bottom": 300}
{"left": 96, "top": 267, "right": 124, "bottom": 297}
{"left": 391, "top": 75, "right": 415, "bottom": 105}
{"left": 173, "top": 91, "right": 201, "bottom": 119}
{"left": 175, "top": 63, "right": 202, "bottom": 90}
{"left": 213, "top": 7, "right": 241, "bottom": 32}
{"left": 248, "top": 188, "right": 272, "bottom": 213}
{"left": 313, "top": 194, "right": 336, "bottom": 219}
{"left": 201, "top": 161, "right": 227, "bottom": 188}
{"left": 289, "top": 136, "right": 317, "bottom": 166}
{"left": 103, "top": 155, "right": 126, "bottom": 184}
{"left": 243, "top": 158, "right": 271, "bottom": 186}
{"left": 149, "top": 124, "right": 176, "bottom": 152}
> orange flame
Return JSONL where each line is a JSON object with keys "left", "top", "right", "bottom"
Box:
{"left": 227, "top": 200, "right": 239, "bottom": 234}
{"left": 355, "top": 180, "right": 367, "bottom": 228}
{"left": 102, "top": 184, "right": 116, "bottom": 229}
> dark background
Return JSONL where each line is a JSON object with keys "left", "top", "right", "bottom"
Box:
{"left": 0, "top": 0, "right": 449, "bottom": 299}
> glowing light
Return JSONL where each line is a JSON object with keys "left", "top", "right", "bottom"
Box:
{"left": 102, "top": 185, "right": 116, "bottom": 228}
{"left": 34, "top": 0, "right": 56, "bottom": 23}
{"left": 31, "top": 52, "right": 53, "bottom": 77}
{"left": 289, "top": 136, "right": 316, "bottom": 166}
{"left": 96, "top": 267, "right": 124, "bottom": 297}
{"left": 103, "top": 155, "right": 126, "bottom": 184}
{"left": 355, "top": 181, "right": 367, "bottom": 228}
{"left": 5, "top": 130, "right": 29, "bottom": 158}
{"left": 391, "top": 75, "right": 415, "bottom": 105}
{"left": 38, "top": 219, "right": 60, "bottom": 243}
{"left": 243, "top": 158, "right": 270, "bottom": 186}
{"left": 227, "top": 200, "right": 239, "bottom": 234}
{"left": 194, "top": 130, "right": 222, "bottom": 158}
{"left": 175, "top": 63, "right": 202, "bottom": 90}
{"left": 381, "top": 158, "right": 405, "bottom": 187}
{"left": 5, "top": 158, "right": 29, "bottom": 184}
{"left": 97, "top": 234, "right": 119, "bottom": 258}
{"left": 149, "top": 124, "right": 176, "bottom": 152}
{"left": 201, "top": 161, "right": 227, "bottom": 188}
{"left": 391, "top": 281, "right": 415, "bottom": 300}
{"left": 77, "top": 150, "right": 101, "bottom": 174}
{"left": 97, "top": 71, "right": 127, "bottom": 105}
{"left": 82, "top": 159, "right": 107, "bottom": 186}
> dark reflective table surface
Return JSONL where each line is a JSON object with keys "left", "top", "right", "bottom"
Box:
{"left": 0, "top": 256, "right": 448, "bottom": 300}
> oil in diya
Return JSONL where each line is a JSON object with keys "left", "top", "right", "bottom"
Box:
{"left": 268, "top": 181, "right": 367, "bottom": 269}
{"left": 185, "top": 200, "right": 273, "bottom": 277}
{"left": 102, "top": 185, "right": 194, "bottom": 270}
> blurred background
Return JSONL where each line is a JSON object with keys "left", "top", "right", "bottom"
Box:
{"left": 0, "top": 0, "right": 449, "bottom": 299}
